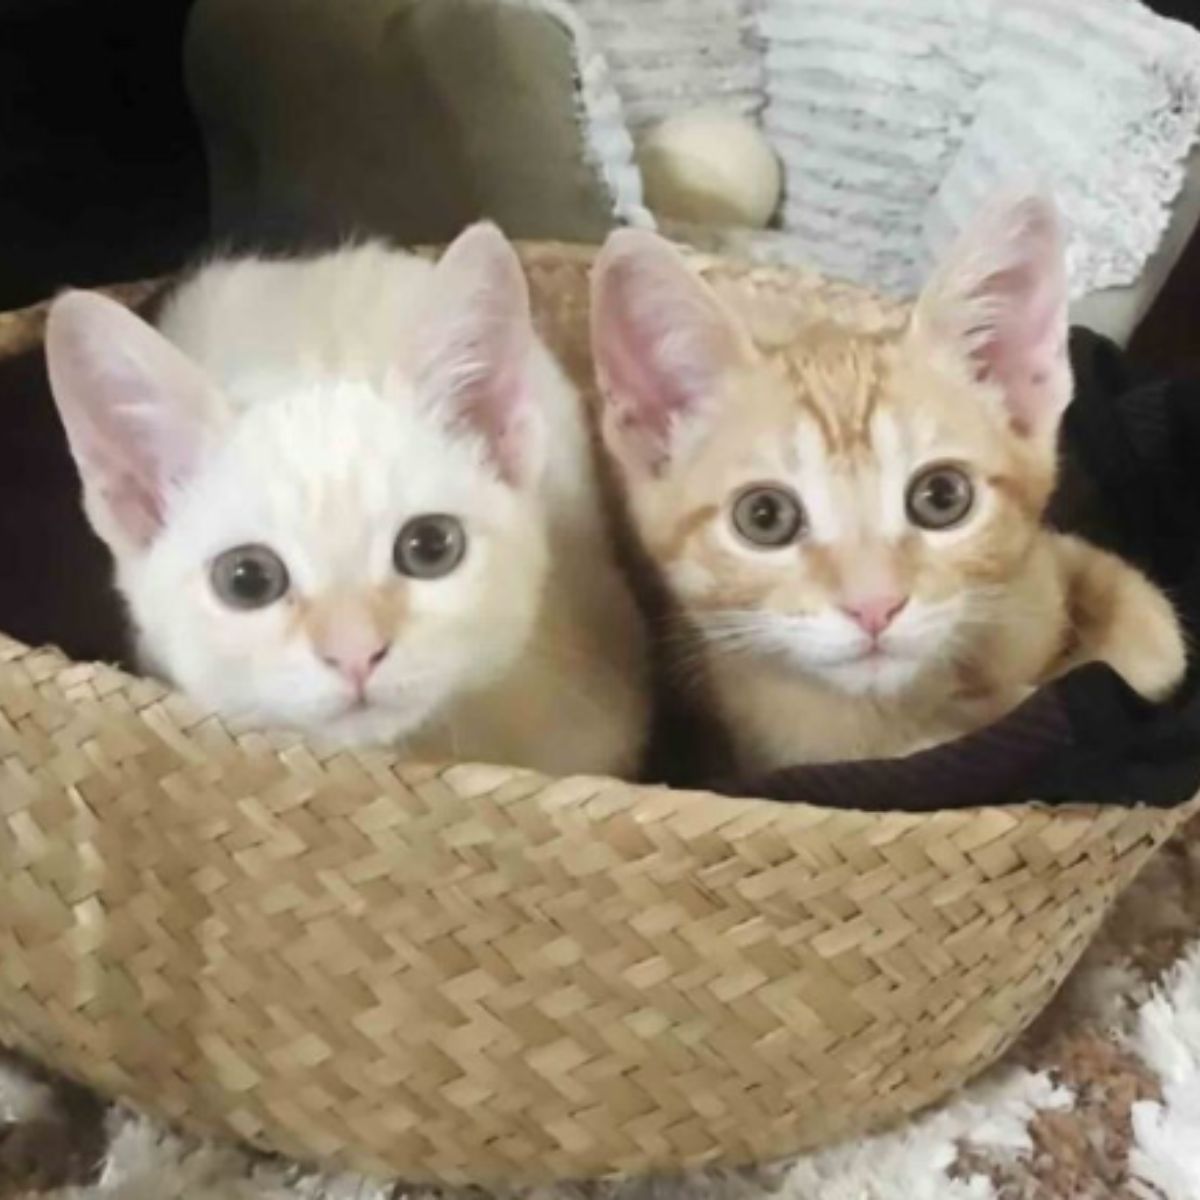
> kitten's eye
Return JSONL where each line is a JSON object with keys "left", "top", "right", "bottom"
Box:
{"left": 907, "top": 465, "right": 974, "bottom": 530}
{"left": 394, "top": 514, "right": 467, "bottom": 579}
{"left": 210, "top": 545, "right": 290, "bottom": 610}
{"left": 731, "top": 485, "right": 806, "bottom": 548}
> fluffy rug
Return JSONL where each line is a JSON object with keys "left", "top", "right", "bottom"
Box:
{"left": 2, "top": 818, "right": 1199, "bottom": 1200}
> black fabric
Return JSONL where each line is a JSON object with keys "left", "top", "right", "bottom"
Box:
{"left": 0, "top": 0, "right": 207, "bottom": 310}
{"left": 716, "top": 684, "right": 1077, "bottom": 811}
{"left": 734, "top": 330, "right": 1200, "bottom": 811}
{"left": 0, "top": 343, "right": 129, "bottom": 666}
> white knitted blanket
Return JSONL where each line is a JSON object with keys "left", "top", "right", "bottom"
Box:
{"left": 571, "top": 0, "right": 764, "bottom": 128}
{"left": 759, "top": 0, "right": 1200, "bottom": 299}
{"left": 568, "top": 0, "right": 1200, "bottom": 302}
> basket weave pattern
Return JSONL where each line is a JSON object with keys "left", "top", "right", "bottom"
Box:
{"left": 0, "top": 249, "right": 1192, "bottom": 1185}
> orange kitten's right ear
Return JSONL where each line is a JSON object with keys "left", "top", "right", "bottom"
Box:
{"left": 911, "top": 189, "right": 1070, "bottom": 442}
{"left": 591, "top": 230, "right": 754, "bottom": 474}
{"left": 45, "top": 291, "right": 224, "bottom": 558}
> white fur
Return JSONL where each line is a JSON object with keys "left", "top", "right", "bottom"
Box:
{"left": 0, "top": 1053, "right": 51, "bottom": 1123}
{"left": 1126, "top": 940, "right": 1200, "bottom": 1199}
{"left": 782, "top": 1067, "right": 1072, "bottom": 1200}
{"left": 49, "top": 233, "right": 648, "bottom": 776}
{"left": 693, "top": 594, "right": 968, "bottom": 700}
{"left": 130, "top": 375, "right": 538, "bottom": 744}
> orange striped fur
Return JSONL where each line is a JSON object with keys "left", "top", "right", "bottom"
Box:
{"left": 591, "top": 196, "right": 1186, "bottom": 771}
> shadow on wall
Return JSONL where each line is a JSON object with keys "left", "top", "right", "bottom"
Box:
{"left": 0, "top": 0, "right": 208, "bottom": 310}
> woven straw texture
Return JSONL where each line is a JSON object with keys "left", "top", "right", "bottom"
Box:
{"left": 0, "top": 246, "right": 1193, "bottom": 1186}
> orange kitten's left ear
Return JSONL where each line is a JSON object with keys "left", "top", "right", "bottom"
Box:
{"left": 912, "top": 190, "right": 1070, "bottom": 442}
{"left": 591, "top": 230, "right": 755, "bottom": 474}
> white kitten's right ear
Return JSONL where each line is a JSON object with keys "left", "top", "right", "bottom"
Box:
{"left": 45, "top": 290, "right": 223, "bottom": 557}
{"left": 591, "top": 230, "right": 755, "bottom": 475}
{"left": 413, "top": 223, "right": 536, "bottom": 484}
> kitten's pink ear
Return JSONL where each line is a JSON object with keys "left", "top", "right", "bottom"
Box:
{"left": 912, "top": 190, "right": 1070, "bottom": 440}
{"left": 45, "top": 290, "right": 223, "bottom": 556}
{"left": 591, "top": 229, "right": 755, "bottom": 474}
{"left": 413, "top": 223, "right": 535, "bottom": 483}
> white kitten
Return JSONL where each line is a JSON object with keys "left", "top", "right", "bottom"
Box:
{"left": 45, "top": 224, "right": 648, "bottom": 776}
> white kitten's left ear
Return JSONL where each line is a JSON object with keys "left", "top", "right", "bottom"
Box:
{"left": 45, "top": 290, "right": 224, "bottom": 558}
{"left": 413, "top": 223, "right": 535, "bottom": 483}
{"left": 912, "top": 190, "right": 1070, "bottom": 440}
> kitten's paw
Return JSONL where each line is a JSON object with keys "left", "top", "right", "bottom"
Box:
{"left": 1067, "top": 543, "right": 1187, "bottom": 702}
{"left": 1118, "top": 592, "right": 1188, "bottom": 702}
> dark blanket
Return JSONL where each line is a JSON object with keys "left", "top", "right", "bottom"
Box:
{"left": 0, "top": 344, "right": 129, "bottom": 666}
{"left": 739, "top": 330, "right": 1200, "bottom": 810}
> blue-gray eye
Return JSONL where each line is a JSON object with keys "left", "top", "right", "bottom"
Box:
{"left": 731, "top": 485, "right": 805, "bottom": 548}
{"left": 210, "top": 545, "right": 290, "bottom": 609}
{"left": 906, "top": 466, "right": 974, "bottom": 530}
{"left": 394, "top": 514, "right": 467, "bottom": 579}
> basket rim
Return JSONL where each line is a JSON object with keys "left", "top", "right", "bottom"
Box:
{"left": 6, "top": 623, "right": 1197, "bottom": 831}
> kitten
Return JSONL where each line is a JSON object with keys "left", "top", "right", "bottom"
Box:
{"left": 589, "top": 193, "right": 1186, "bottom": 773}
{"left": 45, "top": 224, "right": 648, "bottom": 776}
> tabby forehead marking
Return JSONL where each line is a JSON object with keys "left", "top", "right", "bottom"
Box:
{"left": 772, "top": 332, "right": 891, "bottom": 457}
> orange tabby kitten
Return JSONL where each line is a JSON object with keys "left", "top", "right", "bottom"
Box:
{"left": 590, "top": 192, "right": 1187, "bottom": 772}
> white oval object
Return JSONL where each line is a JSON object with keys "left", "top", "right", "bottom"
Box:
{"left": 636, "top": 111, "right": 783, "bottom": 228}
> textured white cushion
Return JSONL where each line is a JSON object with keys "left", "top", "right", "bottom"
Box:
{"left": 758, "top": 0, "right": 1200, "bottom": 304}
{"left": 1070, "top": 146, "right": 1200, "bottom": 344}
{"left": 925, "top": 1, "right": 1200, "bottom": 298}
{"left": 569, "top": 0, "right": 1200, "bottom": 342}
{"left": 571, "top": 0, "right": 763, "bottom": 128}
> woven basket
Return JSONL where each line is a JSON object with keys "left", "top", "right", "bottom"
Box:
{"left": 0, "top": 246, "right": 1193, "bottom": 1187}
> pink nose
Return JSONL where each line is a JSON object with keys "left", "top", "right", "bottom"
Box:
{"left": 321, "top": 645, "right": 389, "bottom": 690}
{"left": 841, "top": 595, "right": 908, "bottom": 638}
